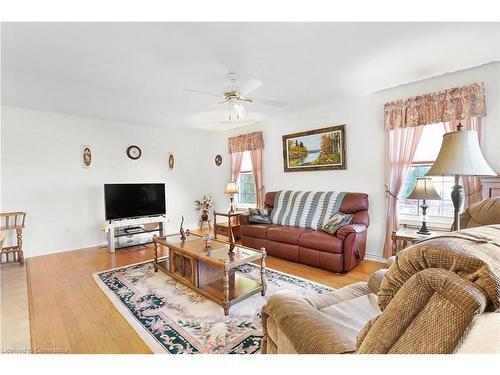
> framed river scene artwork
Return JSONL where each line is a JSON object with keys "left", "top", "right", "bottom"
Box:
{"left": 282, "top": 125, "right": 346, "bottom": 172}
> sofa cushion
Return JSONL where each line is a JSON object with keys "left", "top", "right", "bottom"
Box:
{"left": 321, "top": 212, "right": 352, "bottom": 235}
{"left": 455, "top": 312, "right": 500, "bottom": 353}
{"left": 267, "top": 226, "right": 314, "bottom": 245}
{"left": 240, "top": 223, "right": 279, "bottom": 239}
{"left": 248, "top": 208, "right": 272, "bottom": 224}
{"left": 298, "top": 231, "right": 343, "bottom": 253}
{"left": 319, "top": 293, "right": 380, "bottom": 344}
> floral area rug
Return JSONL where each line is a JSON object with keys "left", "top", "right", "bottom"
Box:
{"left": 93, "top": 260, "right": 333, "bottom": 354}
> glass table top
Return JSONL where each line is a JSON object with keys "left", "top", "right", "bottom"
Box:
{"left": 158, "top": 232, "right": 262, "bottom": 265}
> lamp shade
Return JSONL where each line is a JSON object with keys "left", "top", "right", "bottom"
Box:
{"left": 224, "top": 182, "right": 239, "bottom": 195}
{"left": 426, "top": 130, "right": 496, "bottom": 177}
{"left": 406, "top": 177, "right": 441, "bottom": 200}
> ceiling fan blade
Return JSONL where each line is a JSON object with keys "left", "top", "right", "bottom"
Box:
{"left": 232, "top": 102, "right": 247, "bottom": 120}
{"left": 239, "top": 78, "right": 263, "bottom": 98}
{"left": 252, "top": 97, "right": 287, "bottom": 107}
{"left": 184, "top": 88, "right": 222, "bottom": 98}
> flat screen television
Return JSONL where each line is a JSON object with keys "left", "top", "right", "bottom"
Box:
{"left": 104, "top": 183, "right": 166, "bottom": 220}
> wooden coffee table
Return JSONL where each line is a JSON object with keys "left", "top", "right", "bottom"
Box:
{"left": 153, "top": 231, "right": 266, "bottom": 315}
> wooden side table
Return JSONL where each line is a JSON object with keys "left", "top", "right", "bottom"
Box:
{"left": 0, "top": 211, "right": 27, "bottom": 265}
{"left": 213, "top": 210, "right": 246, "bottom": 245}
{"left": 481, "top": 175, "right": 500, "bottom": 199}
{"left": 391, "top": 227, "right": 446, "bottom": 255}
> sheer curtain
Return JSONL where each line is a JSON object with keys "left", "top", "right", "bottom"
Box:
{"left": 249, "top": 148, "right": 264, "bottom": 208}
{"left": 443, "top": 117, "right": 484, "bottom": 207}
{"left": 383, "top": 125, "right": 424, "bottom": 258}
{"left": 230, "top": 152, "right": 244, "bottom": 183}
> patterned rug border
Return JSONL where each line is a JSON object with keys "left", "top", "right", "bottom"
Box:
{"left": 92, "top": 258, "right": 335, "bottom": 354}
{"left": 92, "top": 261, "right": 168, "bottom": 353}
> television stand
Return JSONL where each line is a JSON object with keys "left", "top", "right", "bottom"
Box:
{"left": 123, "top": 226, "right": 142, "bottom": 233}
{"left": 102, "top": 215, "right": 166, "bottom": 253}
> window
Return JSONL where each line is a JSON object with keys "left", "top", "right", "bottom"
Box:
{"left": 399, "top": 123, "right": 455, "bottom": 225}
{"left": 236, "top": 151, "right": 256, "bottom": 207}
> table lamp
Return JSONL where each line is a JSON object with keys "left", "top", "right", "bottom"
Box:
{"left": 406, "top": 177, "right": 441, "bottom": 235}
{"left": 426, "top": 124, "right": 495, "bottom": 231}
{"left": 224, "top": 182, "right": 239, "bottom": 213}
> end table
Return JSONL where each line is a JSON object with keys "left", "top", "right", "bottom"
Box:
{"left": 213, "top": 210, "right": 246, "bottom": 245}
{"left": 391, "top": 227, "right": 447, "bottom": 255}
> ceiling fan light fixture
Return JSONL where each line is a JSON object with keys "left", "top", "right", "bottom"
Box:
{"left": 185, "top": 71, "right": 286, "bottom": 124}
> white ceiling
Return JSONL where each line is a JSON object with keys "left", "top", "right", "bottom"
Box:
{"left": 2, "top": 22, "right": 499, "bottom": 131}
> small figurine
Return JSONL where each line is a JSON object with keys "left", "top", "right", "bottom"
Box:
{"left": 180, "top": 216, "right": 186, "bottom": 240}
{"left": 202, "top": 232, "right": 213, "bottom": 249}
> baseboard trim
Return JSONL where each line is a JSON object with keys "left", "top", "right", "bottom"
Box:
{"left": 364, "top": 252, "right": 386, "bottom": 263}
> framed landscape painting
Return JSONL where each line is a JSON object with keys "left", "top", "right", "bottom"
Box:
{"left": 282, "top": 125, "right": 346, "bottom": 172}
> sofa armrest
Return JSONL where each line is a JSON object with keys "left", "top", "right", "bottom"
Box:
{"left": 367, "top": 269, "right": 387, "bottom": 294}
{"left": 336, "top": 224, "right": 367, "bottom": 240}
{"left": 304, "top": 282, "right": 372, "bottom": 310}
{"left": 357, "top": 268, "right": 488, "bottom": 353}
{"left": 239, "top": 213, "right": 250, "bottom": 225}
{"left": 262, "top": 292, "right": 356, "bottom": 354}
{"left": 459, "top": 210, "right": 472, "bottom": 229}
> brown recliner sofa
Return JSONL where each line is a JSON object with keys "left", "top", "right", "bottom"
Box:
{"left": 240, "top": 191, "right": 369, "bottom": 272}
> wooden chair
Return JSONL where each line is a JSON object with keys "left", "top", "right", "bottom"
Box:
{"left": 0, "top": 212, "right": 27, "bottom": 265}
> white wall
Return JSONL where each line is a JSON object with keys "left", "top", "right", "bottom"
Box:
{"left": 202, "top": 62, "right": 500, "bottom": 260}
{"left": 2, "top": 63, "right": 498, "bottom": 260}
{"left": 1, "top": 106, "right": 209, "bottom": 257}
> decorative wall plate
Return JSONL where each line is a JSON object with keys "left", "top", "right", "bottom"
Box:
{"left": 215, "top": 154, "right": 222, "bottom": 166}
{"left": 168, "top": 153, "right": 175, "bottom": 170}
{"left": 82, "top": 145, "right": 92, "bottom": 168}
{"left": 127, "top": 145, "right": 142, "bottom": 160}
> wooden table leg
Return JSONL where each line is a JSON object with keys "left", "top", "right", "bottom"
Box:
{"left": 260, "top": 248, "right": 267, "bottom": 296}
{"left": 391, "top": 231, "right": 397, "bottom": 256}
{"left": 153, "top": 236, "right": 158, "bottom": 272}
{"left": 223, "top": 262, "right": 229, "bottom": 316}
{"left": 16, "top": 227, "right": 24, "bottom": 265}
{"left": 213, "top": 212, "right": 217, "bottom": 239}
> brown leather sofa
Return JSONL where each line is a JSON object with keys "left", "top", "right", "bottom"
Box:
{"left": 240, "top": 192, "right": 369, "bottom": 272}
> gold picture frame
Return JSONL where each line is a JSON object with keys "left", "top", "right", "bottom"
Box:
{"left": 282, "top": 125, "right": 346, "bottom": 172}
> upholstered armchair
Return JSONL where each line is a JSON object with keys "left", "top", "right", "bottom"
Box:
{"left": 261, "top": 225, "right": 500, "bottom": 354}
{"left": 460, "top": 197, "right": 500, "bottom": 229}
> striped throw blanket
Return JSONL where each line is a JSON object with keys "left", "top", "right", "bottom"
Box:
{"left": 270, "top": 190, "right": 347, "bottom": 230}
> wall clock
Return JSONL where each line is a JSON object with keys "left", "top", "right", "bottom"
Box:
{"left": 127, "top": 145, "right": 142, "bottom": 160}
{"left": 215, "top": 154, "right": 222, "bottom": 166}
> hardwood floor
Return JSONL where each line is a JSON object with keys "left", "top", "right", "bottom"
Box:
{"left": 26, "top": 239, "right": 385, "bottom": 354}
{"left": 1, "top": 262, "right": 31, "bottom": 352}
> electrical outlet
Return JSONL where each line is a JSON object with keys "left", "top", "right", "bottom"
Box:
{"left": 64, "top": 227, "right": 71, "bottom": 233}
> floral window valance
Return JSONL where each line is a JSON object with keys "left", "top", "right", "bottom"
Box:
{"left": 384, "top": 82, "right": 486, "bottom": 131}
{"left": 228, "top": 131, "right": 264, "bottom": 154}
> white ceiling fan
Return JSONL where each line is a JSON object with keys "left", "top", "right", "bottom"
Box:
{"left": 185, "top": 72, "right": 286, "bottom": 121}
